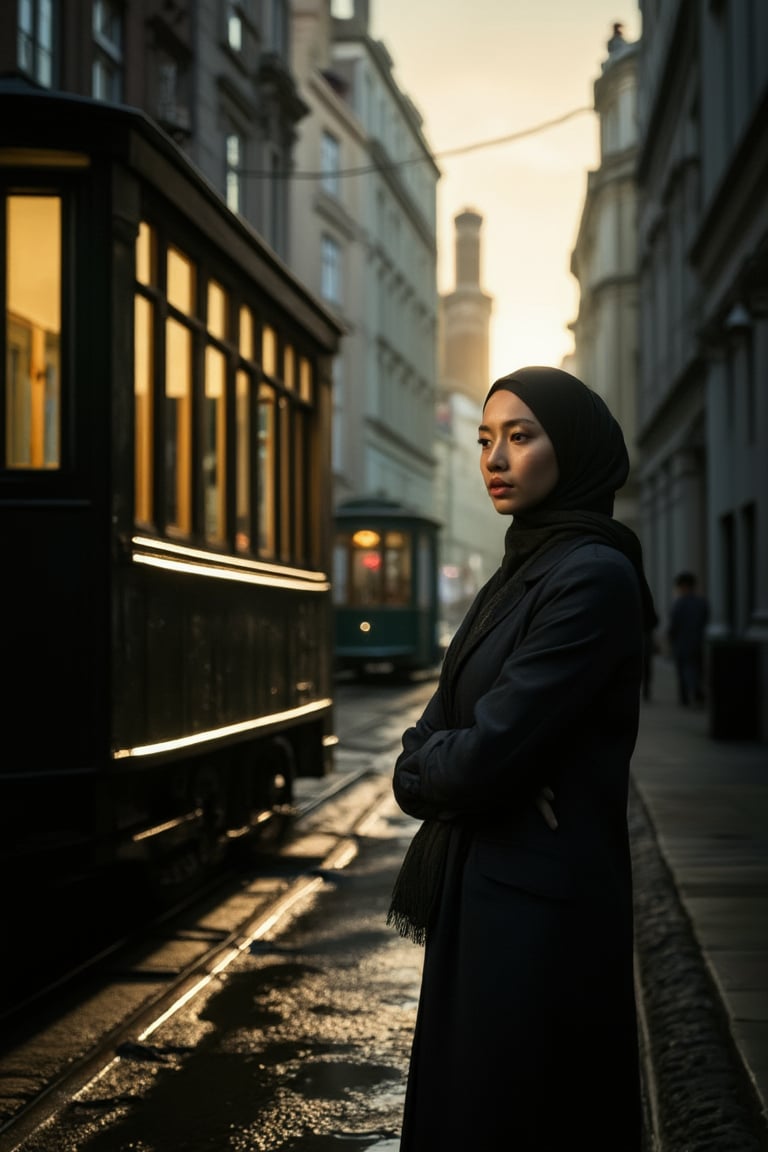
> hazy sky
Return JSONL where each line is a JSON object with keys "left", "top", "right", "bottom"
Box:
{"left": 369, "top": 1, "right": 642, "bottom": 379}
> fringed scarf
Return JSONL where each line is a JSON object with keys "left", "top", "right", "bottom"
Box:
{"left": 387, "top": 366, "right": 657, "bottom": 945}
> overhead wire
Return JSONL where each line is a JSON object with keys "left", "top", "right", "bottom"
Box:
{"left": 239, "top": 105, "right": 594, "bottom": 179}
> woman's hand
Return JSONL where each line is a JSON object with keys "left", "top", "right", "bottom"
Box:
{"left": 536, "top": 786, "right": 558, "bottom": 830}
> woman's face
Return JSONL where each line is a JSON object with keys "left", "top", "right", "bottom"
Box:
{"left": 478, "top": 389, "right": 559, "bottom": 515}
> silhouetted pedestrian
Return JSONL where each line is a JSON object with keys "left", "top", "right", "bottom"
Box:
{"left": 667, "top": 571, "right": 709, "bottom": 706}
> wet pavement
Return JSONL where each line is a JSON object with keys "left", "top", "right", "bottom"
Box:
{"left": 4, "top": 663, "right": 768, "bottom": 1151}
{"left": 5, "top": 760, "right": 424, "bottom": 1151}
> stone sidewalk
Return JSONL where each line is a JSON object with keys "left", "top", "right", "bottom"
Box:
{"left": 631, "top": 656, "right": 768, "bottom": 1150}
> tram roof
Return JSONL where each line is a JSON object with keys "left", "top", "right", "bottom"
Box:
{"left": 335, "top": 497, "right": 441, "bottom": 528}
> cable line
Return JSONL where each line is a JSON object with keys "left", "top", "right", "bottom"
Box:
{"left": 239, "top": 105, "right": 594, "bottom": 179}
{"left": 436, "top": 105, "right": 592, "bottom": 158}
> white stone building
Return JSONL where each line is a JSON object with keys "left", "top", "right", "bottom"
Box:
{"left": 570, "top": 23, "right": 641, "bottom": 539}
{"left": 289, "top": 0, "right": 440, "bottom": 518}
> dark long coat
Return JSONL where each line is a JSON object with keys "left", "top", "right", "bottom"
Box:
{"left": 393, "top": 539, "right": 645, "bottom": 1151}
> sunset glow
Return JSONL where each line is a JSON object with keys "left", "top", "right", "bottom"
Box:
{"left": 370, "top": 1, "right": 642, "bottom": 377}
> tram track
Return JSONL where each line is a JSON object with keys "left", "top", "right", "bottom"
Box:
{"left": 0, "top": 762, "right": 394, "bottom": 1151}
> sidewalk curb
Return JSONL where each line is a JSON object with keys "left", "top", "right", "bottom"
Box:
{"left": 631, "top": 778, "right": 768, "bottom": 1151}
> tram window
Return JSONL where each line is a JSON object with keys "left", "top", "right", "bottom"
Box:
{"left": 284, "top": 343, "right": 295, "bottom": 390}
{"left": 164, "top": 317, "right": 192, "bottom": 533}
{"left": 5, "top": 195, "right": 61, "bottom": 469}
{"left": 136, "top": 222, "right": 157, "bottom": 287}
{"left": 204, "top": 346, "right": 226, "bottom": 544}
{"left": 279, "top": 395, "right": 290, "bottom": 562}
{"left": 207, "top": 280, "right": 227, "bottom": 340}
{"left": 262, "top": 324, "right": 277, "bottom": 376}
{"left": 203, "top": 280, "right": 228, "bottom": 544}
{"left": 384, "top": 531, "right": 411, "bottom": 604}
{"left": 235, "top": 370, "right": 251, "bottom": 552}
{"left": 341, "top": 529, "right": 411, "bottom": 607}
{"left": 164, "top": 242, "right": 195, "bottom": 535}
{"left": 235, "top": 307, "right": 253, "bottom": 552}
{"left": 239, "top": 305, "right": 253, "bottom": 359}
{"left": 332, "top": 539, "right": 348, "bottom": 604}
{"left": 258, "top": 383, "right": 276, "bottom": 556}
{"left": 293, "top": 409, "right": 307, "bottom": 561}
{"left": 299, "top": 356, "right": 312, "bottom": 403}
{"left": 417, "top": 532, "right": 431, "bottom": 608}
{"left": 134, "top": 294, "right": 154, "bottom": 524}
{"left": 351, "top": 546, "right": 383, "bottom": 605}
{"left": 167, "top": 246, "right": 195, "bottom": 315}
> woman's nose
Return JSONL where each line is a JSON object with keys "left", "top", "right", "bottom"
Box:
{"left": 487, "top": 443, "right": 506, "bottom": 469}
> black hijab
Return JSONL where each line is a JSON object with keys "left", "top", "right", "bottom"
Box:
{"left": 482, "top": 366, "right": 656, "bottom": 627}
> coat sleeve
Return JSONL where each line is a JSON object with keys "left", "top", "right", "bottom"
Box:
{"left": 392, "top": 685, "right": 448, "bottom": 819}
{"left": 394, "top": 549, "right": 642, "bottom": 819}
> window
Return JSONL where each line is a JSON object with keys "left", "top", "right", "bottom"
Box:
{"left": 321, "top": 234, "right": 341, "bottom": 304}
{"left": 279, "top": 393, "right": 290, "bottom": 562}
{"left": 92, "top": 0, "right": 123, "bottom": 102}
{"left": 269, "top": 0, "right": 287, "bottom": 56}
{"left": 203, "top": 280, "right": 228, "bottom": 544}
{"left": 258, "top": 384, "right": 276, "bottom": 556}
{"left": 283, "top": 343, "right": 295, "bottom": 390}
{"left": 226, "top": 133, "right": 243, "bottom": 214}
{"left": 157, "top": 61, "right": 190, "bottom": 134}
{"left": 5, "top": 195, "right": 61, "bottom": 469}
{"left": 321, "top": 131, "right": 340, "bottom": 198}
{"left": 333, "top": 529, "right": 412, "bottom": 606}
{"left": 164, "top": 317, "right": 192, "bottom": 534}
{"left": 262, "top": 325, "right": 277, "bottom": 376}
{"left": 164, "top": 245, "right": 196, "bottom": 534}
{"left": 134, "top": 224, "right": 156, "bottom": 523}
{"left": 235, "top": 368, "right": 251, "bottom": 552}
{"left": 226, "top": 2, "right": 242, "bottom": 51}
{"left": 234, "top": 300, "right": 254, "bottom": 553}
{"left": 299, "top": 356, "right": 312, "bottom": 403}
{"left": 130, "top": 224, "right": 320, "bottom": 564}
{"left": 17, "top": 0, "right": 57, "bottom": 87}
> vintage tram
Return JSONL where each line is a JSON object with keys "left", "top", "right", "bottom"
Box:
{"left": 0, "top": 82, "right": 341, "bottom": 1013}
{"left": 333, "top": 497, "right": 442, "bottom": 677}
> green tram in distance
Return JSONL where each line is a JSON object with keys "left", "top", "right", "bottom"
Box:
{"left": 333, "top": 498, "right": 442, "bottom": 679}
{"left": 0, "top": 81, "right": 341, "bottom": 1018}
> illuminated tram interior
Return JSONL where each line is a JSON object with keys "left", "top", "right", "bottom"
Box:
{"left": 0, "top": 95, "right": 341, "bottom": 1017}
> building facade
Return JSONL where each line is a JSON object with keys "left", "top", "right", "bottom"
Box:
{"left": 289, "top": 0, "right": 440, "bottom": 518}
{"left": 4, "top": 0, "right": 307, "bottom": 260}
{"left": 570, "top": 23, "right": 641, "bottom": 538}
{"left": 635, "top": 0, "right": 768, "bottom": 738}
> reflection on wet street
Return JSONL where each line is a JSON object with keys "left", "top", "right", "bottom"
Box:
{"left": 18, "top": 792, "right": 423, "bottom": 1151}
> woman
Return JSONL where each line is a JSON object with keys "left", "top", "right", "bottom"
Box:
{"left": 388, "top": 366, "right": 654, "bottom": 1150}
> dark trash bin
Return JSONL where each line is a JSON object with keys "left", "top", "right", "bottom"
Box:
{"left": 708, "top": 639, "right": 760, "bottom": 740}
